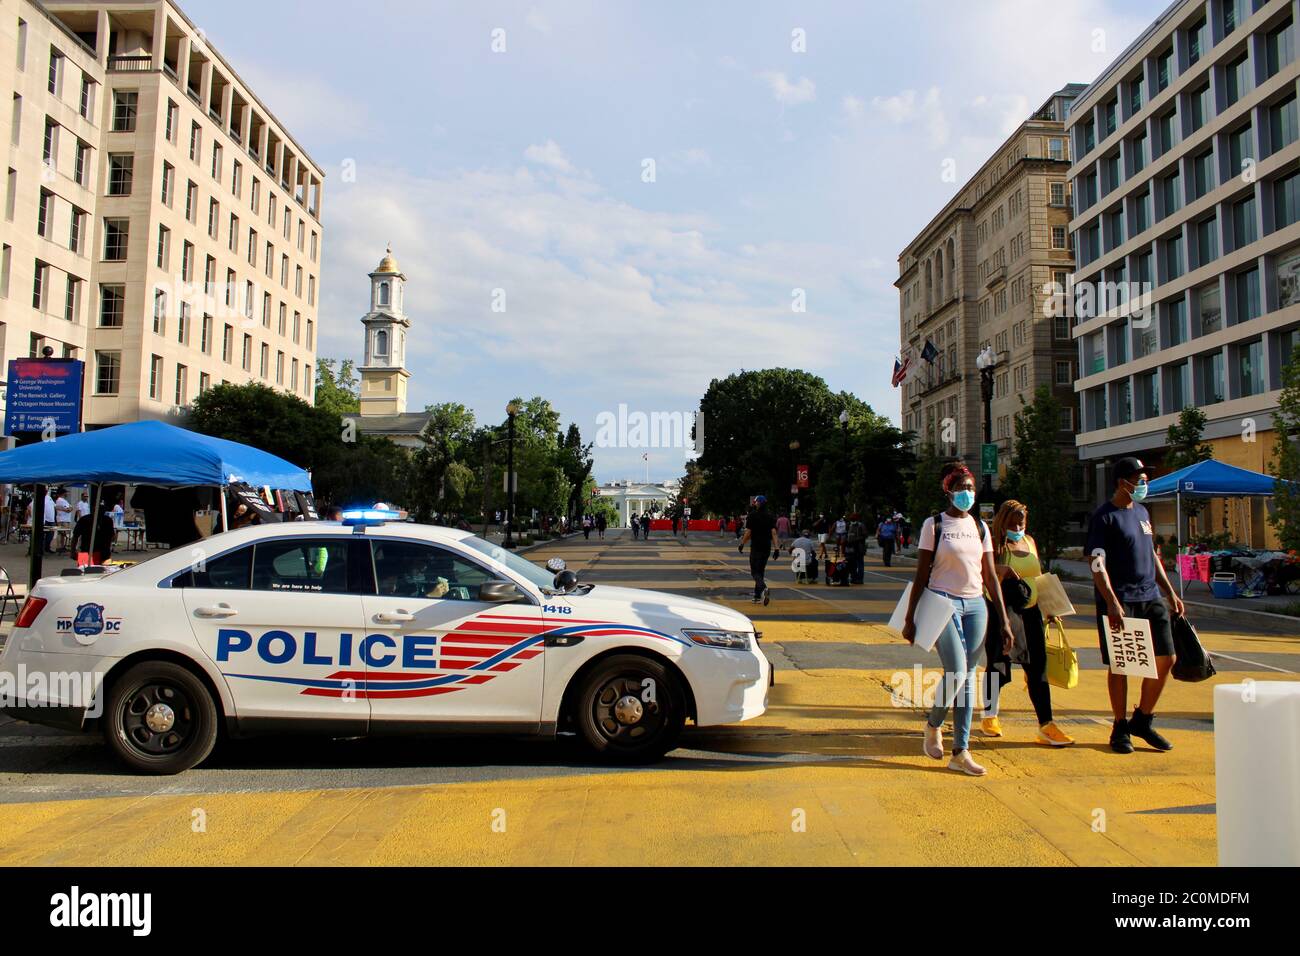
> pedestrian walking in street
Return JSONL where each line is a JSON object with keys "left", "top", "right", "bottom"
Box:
{"left": 734, "top": 513, "right": 744, "bottom": 540}
{"left": 979, "top": 500, "right": 1075, "bottom": 747}
{"left": 833, "top": 514, "right": 847, "bottom": 551}
{"left": 1087, "top": 456, "right": 1184, "bottom": 755}
{"left": 813, "top": 513, "right": 828, "bottom": 549}
{"left": 596, "top": 512, "right": 607, "bottom": 540}
{"left": 641, "top": 513, "right": 651, "bottom": 539}
{"left": 739, "top": 496, "right": 778, "bottom": 605}
{"left": 876, "top": 514, "right": 897, "bottom": 567}
{"left": 582, "top": 514, "right": 593, "bottom": 540}
{"left": 775, "top": 512, "right": 791, "bottom": 554}
{"left": 719, "top": 516, "right": 728, "bottom": 537}
{"left": 631, "top": 515, "right": 640, "bottom": 540}
{"left": 845, "top": 513, "right": 866, "bottom": 584}
{"left": 901, "top": 463, "right": 1014, "bottom": 777}
{"left": 671, "top": 514, "right": 680, "bottom": 536}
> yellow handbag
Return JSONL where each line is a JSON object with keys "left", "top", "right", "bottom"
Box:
{"left": 1044, "top": 617, "right": 1079, "bottom": 690}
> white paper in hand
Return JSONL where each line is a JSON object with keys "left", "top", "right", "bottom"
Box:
{"left": 887, "top": 583, "right": 955, "bottom": 652}
{"left": 1105, "top": 616, "right": 1159, "bottom": 679}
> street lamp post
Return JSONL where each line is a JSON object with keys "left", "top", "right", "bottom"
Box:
{"left": 839, "top": 409, "right": 850, "bottom": 513}
{"left": 504, "top": 401, "right": 519, "bottom": 549}
{"left": 975, "top": 347, "right": 997, "bottom": 499}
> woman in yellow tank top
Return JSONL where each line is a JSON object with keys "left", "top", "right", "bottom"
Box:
{"left": 981, "top": 500, "right": 1075, "bottom": 747}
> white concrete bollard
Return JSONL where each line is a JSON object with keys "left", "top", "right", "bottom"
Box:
{"left": 1215, "top": 681, "right": 1300, "bottom": 867}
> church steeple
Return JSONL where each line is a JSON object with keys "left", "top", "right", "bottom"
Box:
{"left": 358, "top": 245, "right": 412, "bottom": 417}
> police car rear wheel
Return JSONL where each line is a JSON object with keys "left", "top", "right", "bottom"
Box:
{"left": 104, "top": 662, "right": 218, "bottom": 774}
{"left": 575, "top": 655, "right": 683, "bottom": 762}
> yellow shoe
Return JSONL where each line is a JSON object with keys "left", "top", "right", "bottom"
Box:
{"left": 1037, "top": 721, "right": 1075, "bottom": 747}
{"left": 981, "top": 717, "right": 1003, "bottom": 738}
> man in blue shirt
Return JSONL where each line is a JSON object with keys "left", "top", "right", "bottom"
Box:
{"left": 1086, "top": 457, "right": 1185, "bottom": 754}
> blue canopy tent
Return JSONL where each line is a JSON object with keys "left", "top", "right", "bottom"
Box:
{"left": 1146, "top": 458, "right": 1296, "bottom": 596}
{"left": 0, "top": 419, "right": 311, "bottom": 534}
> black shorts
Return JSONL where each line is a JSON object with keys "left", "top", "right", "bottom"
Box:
{"left": 1095, "top": 598, "right": 1175, "bottom": 665}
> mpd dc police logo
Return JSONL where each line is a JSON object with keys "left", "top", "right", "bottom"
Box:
{"left": 56, "top": 603, "right": 122, "bottom": 642}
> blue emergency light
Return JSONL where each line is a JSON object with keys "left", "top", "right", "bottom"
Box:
{"left": 340, "top": 508, "right": 407, "bottom": 526}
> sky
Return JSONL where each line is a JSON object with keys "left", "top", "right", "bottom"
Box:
{"left": 186, "top": 0, "right": 1170, "bottom": 482}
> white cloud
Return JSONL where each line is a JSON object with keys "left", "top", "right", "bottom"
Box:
{"left": 523, "top": 139, "right": 574, "bottom": 174}
{"left": 525, "top": 8, "right": 551, "bottom": 34}
{"left": 871, "top": 86, "right": 948, "bottom": 147}
{"left": 758, "top": 71, "right": 816, "bottom": 106}
{"left": 841, "top": 95, "right": 865, "bottom": 119}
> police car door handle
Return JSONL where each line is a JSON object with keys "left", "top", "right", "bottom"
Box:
{"left": 374, "top": 610, "right": 415, "bottom": 623}
{"left": 194, "top": 604, "right": 238, "bottom": 619}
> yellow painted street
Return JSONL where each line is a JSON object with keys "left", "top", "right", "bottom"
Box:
{"left": 0, "top": 530, "right": 1293, "bottom": 866}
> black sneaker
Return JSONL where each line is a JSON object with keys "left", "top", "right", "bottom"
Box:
{"left": 1109, "top": 718, "right": 1134, "bottom": 754}
{"left": 762, "top": 586, "right": 771, "bottom": 606}
{"left": 1129, "top": 708, "right": 1173, "bottom": 752}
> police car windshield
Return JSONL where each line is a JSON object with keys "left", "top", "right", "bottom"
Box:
{"left": 458, "top": 536, "right": 559, "bottom": 592}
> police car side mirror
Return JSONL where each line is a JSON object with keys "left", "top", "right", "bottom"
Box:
{"left": 554, "top": 569, "right": 579, "bottom": 592}
{"left": 479, "top": 580, "right": 525, "bottom": 603}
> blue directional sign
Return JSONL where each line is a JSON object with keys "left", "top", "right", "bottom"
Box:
{"left": 4, "top": 358, "right": 85, "bottom": 437}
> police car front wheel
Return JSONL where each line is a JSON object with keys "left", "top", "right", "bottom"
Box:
{"left": 575, "top": 655, "right": 684, "bottom": 763}
{"left": 104, "top": 661, "right": 219, "bottom": 775}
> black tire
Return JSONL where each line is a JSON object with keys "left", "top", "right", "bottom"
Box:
{"left": 103, "top": 661, "right": 219, "bottom": 774}
{"left": 574, "top": 654, "right": 685, "bottom": 763}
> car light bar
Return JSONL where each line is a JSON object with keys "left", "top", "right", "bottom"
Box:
{"left": 340, "top": 508, "right": 407, "bottom": 526}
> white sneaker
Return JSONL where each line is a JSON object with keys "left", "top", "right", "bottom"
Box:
{"left": 923, "top": 724, "right": 944, "bottom": 759}
{"left": 947, "top": 750, "right": 987, "bottom": 776}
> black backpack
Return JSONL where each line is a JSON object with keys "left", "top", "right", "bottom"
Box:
{"left": 1171, "top": 615, "right": 1217, "bottom": 682}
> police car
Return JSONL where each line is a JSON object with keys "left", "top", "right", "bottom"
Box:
{"left": 0, "top": 512, "right": 769, "bottom": 774}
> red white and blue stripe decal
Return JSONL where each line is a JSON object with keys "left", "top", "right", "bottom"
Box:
{"left": 222, "top": 612, "right": 686, "bottom": 699}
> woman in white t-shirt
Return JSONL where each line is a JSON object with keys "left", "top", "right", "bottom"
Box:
{"left": 902, "top": 463, "right": 1014, "bottom": 776}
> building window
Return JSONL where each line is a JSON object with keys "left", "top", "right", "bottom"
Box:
{"left": 1268, "top": 17, "right": 1296, "bottom": 77}
{"left": 1226, "top": 55, "right": 1251, "bottom": 106}
{"left": 175, "top": 364, "right": 187, "bottom": 405}
{"left": 73, "top": 140, "right": 88, "bottom": 186}
{"left": 149, "top": 354, "right": 163, "bottom": 400}
{"left": 107, "top": 153, "right": 133, "bottom": 195}
{"left": 31, "top": 260, "right": 48, "bottom": 310}
{"left": 64, "top": 275, "right": 80, "bottom": 323}
{"left": 1270, "top": 95, "right": 1298, "bottom": 155}
{"left": 1223, "top": 0, "right": 1248, "bottom": 36}
{"left": 1234, "top": 268, "right": 1261, "bottom": 324}
{"left": 99, "top": 284, "right": 124, "bottom": 327}
{"left": 181, "top": 241, "right": 193, "bottom": 281}
{"left": 1188, "top": 18, "right": 1207, "bottom": 65}
{"left": 185, "top": 181, "right": 197, "bottom": 223}
{"left": 160, "top": 162, "right": 174, "bottom": 205}
{"left": 223, "top": 324, "right": 234, "bottom": 363}
{"left": 156, "top": 224, "right": 170, "bottom": 269}
{"left": 189, "top": 122, "right": 201, "bottom": 162}
{"left": 165, "top": 99, "right": 178, "bottom": 142}
{"left": 103, "top": 218, "right": 129, "bottom": 260}
{"left": 1276, "top": 170, "right": 1300, "bottom": 231}
{"left": 1278, "top": 246, "right": 1300, "bottom": 309}
{"left": 1156, "top": 48, "right": 1173, "bottom": 92}
{"left": 201, "top": 314, "right": 213, "bottom": 353}
{"left": 1233, "top": 194, "right": 1258, "bottom": 249}
{"left": 69, "top": 207, "right": 84, "bottom": 252}
{"left": 95, "top": 351, "right": 121, "bottom": 395}
{"left": 79, "top": 76, "right": 93, "bottom": 118}
{"left": 1196, "top": 216, "right": 1219, "bottom": 265}
{"left": 42, "top": 118, "right": 57, "bottom": 166}
{"left": 1054, "top": 360, "right": 1072, "bottom": 385}
{"left": 152, "top": 289, "right": 166, "bottom": 334}
{"left": 111, "top": 91, "right": 137, "bottom": 132}
{"left": 242, "top": 334, "right": 252, "bottom": 371}
{"left": 36, "top": 188, "right": 52, "bottom": 237}
{"left": 178, "top": 302, "right": 190, "bottom": 344}
{"left": 1051, "top": 226, "right": 1066, "bottom": 249}
{"left": 1189, "top": 84, "right": 1210, "bottom": 132}
{"left": 1192, "top": 150, "right": 1214, "bottom": 200}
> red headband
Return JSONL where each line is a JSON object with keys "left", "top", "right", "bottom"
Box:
{"left": 942, "top": 464, "right": 974, "bottom": 492}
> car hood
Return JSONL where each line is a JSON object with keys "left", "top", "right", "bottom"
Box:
{"left": 553, "top": 584, "right": 754, "bottom": 632}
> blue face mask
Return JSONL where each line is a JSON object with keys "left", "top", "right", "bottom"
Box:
{"left": 1006, "top": 529, "right": 1025, "bottom": 542}
{"left": 951, "top": 490, "right": 976, "bottom": 512}
{"left": 1130, "top": 480, "right": 1149, "bottom": 502}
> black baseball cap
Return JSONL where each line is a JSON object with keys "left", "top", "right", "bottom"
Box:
{"left": 1113, "top": 456, "right": 1147, "bottom": 487}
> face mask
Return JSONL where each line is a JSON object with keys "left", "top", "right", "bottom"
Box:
{"left": 1129, "top": 480, "right": 1149, "bottom": 502}
{"left": 1006, "top": 529, "right": 1025, "bottom": 542}
{"left": 951, "top": 490, "right": 975, "bottom": 512}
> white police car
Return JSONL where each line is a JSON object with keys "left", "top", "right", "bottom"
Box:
{"left": 0, "top": 512, "right": 769, "bottom": 773}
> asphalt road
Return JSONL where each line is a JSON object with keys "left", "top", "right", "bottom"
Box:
{"left": 0, "top": 528, "right": 1293, "bottom": 865}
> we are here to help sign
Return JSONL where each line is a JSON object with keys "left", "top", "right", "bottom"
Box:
{"left": 1107, "top": 617, "right": 1159, "bottom": 679}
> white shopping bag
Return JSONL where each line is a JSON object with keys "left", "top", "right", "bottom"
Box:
{"left": 887, "top": 583, "right": 954, "bottom": 653}
{"left": 1105, "top": 616, "right": 1160, "bottom": 679}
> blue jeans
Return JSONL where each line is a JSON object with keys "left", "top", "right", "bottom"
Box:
{"left": 926, "top": 591, "right": 989, "bottom": 754}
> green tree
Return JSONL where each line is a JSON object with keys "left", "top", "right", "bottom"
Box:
{"left": 558, "top": 423, "right": 594, "bottom": 523}
{"left": 1002, "top": 385, "right": 1071, "bottom": 566}
{"left": 906, "top": 441, "right": 946, "bottom": 533}
{"left": 404, "top": 403, "right": 478, "bottom": 522}
{"left": 695, "top": 368, "right": 894, "bottom": 517}
{"left": 1165, "top": 406, "right": 1213, "bottom": 469}
{"left": 1269, "top": 346, "right": 1300, "bottom": 551}
{"left": 314, "top": 359, "right": 360, "bottom": 418}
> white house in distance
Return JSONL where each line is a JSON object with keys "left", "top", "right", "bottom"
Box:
{"left": 593, "top": 479, "right": 681, "bottom": 527}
